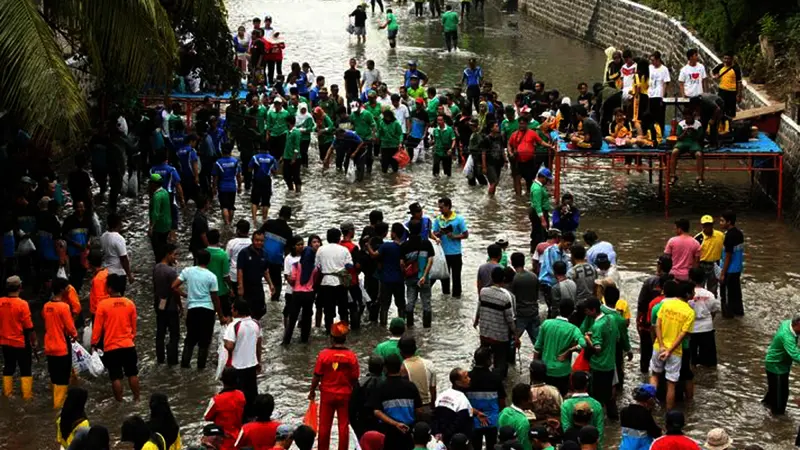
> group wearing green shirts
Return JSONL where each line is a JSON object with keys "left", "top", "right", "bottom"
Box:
{"left": 365, "top": 101, "right": 383, "bottom": 122}
{"left": 316, "top": 114, "right": 336, "bottom": 156}
{"left": 286, "top": 97, "right": 309, "bottom": 117}
{"left": 501, "top": 117, "right": 519, "bottom": 141}
{"left": 149, "top": 186, "right": 172, "bottom": 233}
{"left": 206, "top": 245, "right": 230, "bottom": 297}
{"left": 534, "top": 317, "right": 586, "bottom": 379}
{"left": 351, "top": 109, "right": 377, "bottom": 141}
{"left": 584, "top": 312, "right": 618, "bottom": 372}
{"left": 529, "top": 180, "right": 552, "bottom": 220}
{"left": 432, "top": 124, "right": 456, "bottom": 157}
{"left": 581, "top": 304, "right": 631, "bottom": 356}
{"left": 560, "top": 393, "right": 604, "bottom": 446}
{"left": 378, "top": 117, "right": 403, "bottom": 150}
{"left": 266, "top": 107, "right": 290, "bottom": 138}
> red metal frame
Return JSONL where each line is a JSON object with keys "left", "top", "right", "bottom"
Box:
{"left": 553, "top": 150, "right": 784, "bottom": 219}
{"left": 140, "top": 95, "right": 237, "bottom": 128}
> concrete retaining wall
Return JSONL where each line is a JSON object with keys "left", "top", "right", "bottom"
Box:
{"left": 520, "top": 0, "right": 800, "bottom": 222}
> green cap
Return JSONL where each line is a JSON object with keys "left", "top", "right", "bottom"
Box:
{"left": 150, "top": 173, "right": 163, "bottom": 183}
{"left": 389, "top": 317, "right": 406, "bottom": 329}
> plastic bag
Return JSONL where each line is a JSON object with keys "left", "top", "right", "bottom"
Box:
{"left": 71, "top": 342, "right": 92, "bottom": 374}
{"left": 215, "top": 324, "right": 230, "bottom": 380}
{"left": 346, "top": 161, "right": 357, "bottom": 183}
{"left": 82, "top": 321, "right": 92, "bottom": 350}
{"left": 304, "top": 400, "right": 319, "bottom": 432}
{"left": 88, "top": 350, "right": 105, "bottom": 377}
{"left": 429, "top": 242, "right": 450, "bottom": 280}
{"left": 360, "top": 278, "right": 371, "bottom": 306}
{"left": 572, "top": 349, "right": 591, "bottom": 372}
{"left": 346, "top": 24, "right": 355, "bottom": 35}
{"left": 91, "top": 212, "right": 102, "bottom": 236}
{"left": 17, "top": 237, "right": 36, "bottom": 256}
{"left": 125, "top": 172, "right": 138, "bottom": 198}
{"left": 413, "top": 139, "right": 425, "bottom": 163}
{"left": 393, "top": 148, "right": 410, "bottom": 168}
{"left": 463, "top": 155, "right": 474, "bottom": 178}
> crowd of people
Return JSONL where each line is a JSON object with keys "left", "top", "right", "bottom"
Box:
{"left": 0, "top": 5, "right": 792, "bottom": 450}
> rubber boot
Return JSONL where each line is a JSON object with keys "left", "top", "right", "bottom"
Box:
{"left": 53, "top": 384, "right": 68, "bottom": 409}
{"left": 423, "top": 311, "right": 432, "bottom": 328}
{"left": 21, "top": 376, "right": 33, "bottom": 400}
{"left": 2, "top": 376, "right": 13, "bottom": 397}
{"left": 406, "top": 311, "right": 415, "bottom": 328}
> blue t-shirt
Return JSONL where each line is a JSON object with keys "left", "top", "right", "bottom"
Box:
{"left": 378, "top": 241, "right": 403, "bottom": 283}
{"left": 433, "top": 213, "right": 468, "bottom": 256}
{"left": 539, "top": 245, "right": 571, "bottom": 287}
{"left": 64, "top": 225, "right": 89, "bottom": 257}
{"left": 150, "top": 163, "right": 181, "bottom": 193}
{"left": 212, "top": 156, "right": 241, "bottom": 193}
{"left": 178, "top": 266, "right": 219, "bottom": 310}
{"left": 410, "top": 117, "right": 427, "bottom": 139}
{"left": 210, "top": 126, "right": 228, "bottom": 154}
{"left": 586, "top": 241, "right": 616, "bottom": 266}
{"left": 249, "top": 153, "right": 278, "bottom": 180}
{"left": 296, "top": 72, "right": 310, "bottom": 95}
{"left": 2, "top": 230, "right": 15, "bottom": 258}
{"left": 333, "top": 131, "right": 363, "bottom": 151}
{"left": 309, "top": 86, "right": 321, "bottom": 106}
{"left": 403, "top": 216, "right": 432, "bottom": 241}
{"left": 463, "top": 67, "right": 483, "bottom": 86}
{"left": 176, "top": 145, "right": 199, "bottom": 178}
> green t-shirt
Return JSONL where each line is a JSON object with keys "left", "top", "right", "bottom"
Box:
{"left": 150, "top": 188, "right": 172, "bottom": 233}
{"left": 529, "top": 181, "right": 552, "bottom": 216}
{"left": 426, "top": 96, "right": 440, "bottom": 122}
{"left": 449, "top": 104, "right": 461, "bottom": 118}
{"left": 350, "top": 110, "right": 377, "bottom": 140}
{"left": 283, "top": 128, "right": 301, "bottom": 160}
{"left": 765, "top": 320, "right": 800, "bottom": 375}
{"left": 534, "top": 317, "right": 586, "bottom": 377}
{"left": 432, "top": 125, "right": 455, "bottom": 157}
{"left": 298, "top": 116, "right": 316, "bottom": 142}
{"left": 582, "top": 305, "right": 631, "bottom": 353}
{"left": 586, "top": 312, "right": 617, "bottom": 371}
{"left": 249, "top": 105, "right": 269, "bottom": 135}
{"left": 365, "top": 102, "right": 383, "bottom": 122}
{"left": 386, "top": 13, "right": 399, "bottom": 31}
{"left": 318, "top": 98, "right": 338, "bottom": 120}
{"left": 267, "top": 109, "right": 290, "bottom": 136}
{"left": 442, "top": 11, "right": 459, "bottom": 32}
{"left": 378, "top": 119, "right": 403, "bottom": 149}
{"left": 408, "top": 86, "right": 427, "bottom": 100}
{"left": 286, "top": 98, "right": 309, "bottom": 118}
{"left": 206, "top": 246, "right": 230, "bottom": 296}
{"left": 561, "top": 394, "right": 604, "bottom": 446}
{"left": 501, "top": 118, "right": 519, "bottom": 140}
{"left": 498, "top": 407, "right": 531, "bottom": 450}
{"left": 317, "top": 115, "right": 335, "bottom": 147}
{"left": 374, "top": 338, "right": 402, "bottom": 361}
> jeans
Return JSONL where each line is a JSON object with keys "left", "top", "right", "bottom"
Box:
{"left": 433, "top": 154, "right": 452, "bottom": 176}
{"left": 414, "top": 2, "right": 424, "bottom": 16}
{"left": 429, "top": 0, "right": 441, "bottom": 16}
{"left": 348, "top": 284, "right": 363, "bottom": 330}
{"left": 370, "top": 0, "right": 384, "bottom": 13}
{"left": 405, "top": 279, "right": 432, "bottom": 315}
{"left": 300, "top": 140, "right": 311, "bottom": 167}
{"left": 283, "top": 291, "right": 315, "bottom": 344}
{"left": 266, "top": 60, "right": 283, "bottom": 85}
{"left": 320, "top": 285, "right": 349, "bottom": 333}
{"left": 181, "top": 308, "right": 215, "bottom": 369}
{"left": 268, "top": 263, "right": 283, "bottom": 302}
{"left": 379, "top": 281, "right": 406, "bottom": 326}
{"left": 720, "top": 272, "right": 743, "bottom": 316}
{"left": 516, "top": 315, "right": 540, "bottom": 345}
{"left": 155, "top": 309, "right": 180, "bottom": 365}
{"left": 283, "top": 160, "right": 302, "bottom": 190}
{"left": 380, "top": 147, "right": 399, "bottom": 173}
{"left": 529, "top": 208, "right": 548, "bottom": 254}
{"left": 699, "top": 261, "right": 719, "bottom": 296}
{"left": 445, "top": 31, "right": 458, "bottom": 51}
{"left": 151, "top": 231, "right": 170, "bottom": 262}
{"left": 441, "top": 254, "right": 463, "bottom": 297}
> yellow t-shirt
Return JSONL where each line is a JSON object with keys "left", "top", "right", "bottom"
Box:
{"left": 719, "top": 67, "right": 738, "bottom": 91}
{"left": 57, "top": 418, "right": 90, "bottom": 448}
{"left": 602, "top": 297, "right": 631, "bottom": 320}
{"left": 142, "top": 433, "right": 167, "bottom": 450}
{"left": 654, "top": 299, "right": 695, "bottom": 356}
{"left": 695, "top": 230, "right": 724, "bottom": 262}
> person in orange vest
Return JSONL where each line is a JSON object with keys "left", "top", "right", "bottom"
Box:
{"left": 308, "top": 321, "right": 360, "bottom": 450}
{"left": 88, "top": 251, "right": 110, "bottom": 320}
{"left": 0, "top": 275, "right": 37, "bottom": 399}
{"left": 43, "top": 278, "right": 79, "bottom": 408}
{"left": 91, "top": 273, "right": 139, "bottom": 401}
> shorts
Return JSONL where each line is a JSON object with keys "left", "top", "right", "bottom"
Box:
{"left": 250, "top": 178, "right": 272, "bottom": 207}
{"left": 47, "top": 354, "right": 72, "bottom": 385}
{"left": 218, "top": 191, "right": 236, "bottom": 210}
{"left": 388, "top": 29, "right": 398, "bottom": 39}
{"left": 101, "top": 347, "right": 139, "bottom": 381}
{"left": 509, "top": 157, "right": 519, "bottom": 177}
{"left": 354, "top": 26, "right": 366, "bottom": 36}
{"left": 486, "top": 163, "right": 501, "bottom": 184}
{"left": 649, "top": 349, "right": 682, "bottom": 382}
{"left": 675, "top": 141, "right": 702, "bottom": 155}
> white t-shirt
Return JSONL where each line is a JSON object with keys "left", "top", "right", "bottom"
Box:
{"left": 224, "top": 317, "right": 261, "bottom": 369}
{"left": 283, "top": 254, "right": 301, "bottom": 294}
{"left": 678, "top": 63, "right": 706, "bottom": 98}
{"left": 435, "top": 388, "right": 473, "bottom": 416}
{"left": 690, "top": 287, "right": 721, "bottom": 333}
{"left": 394, "top": 104, "right": 410, "bottom": 134}
{"left": 377, "top": 95, "right": 392, "bottom": 108}
{"left": 361, "top": 69, "right": 382, "bottom": 91}
{"left": 648, "top": 65, "right": 671, "bottom": 98}
{"left": 621, "top": 62, "right": 638, "bottom": 99}
{"left": 100, "top": 231, "right": 128, "bottom": 275}
{"left": 315, "top": 243, "right": 353, "bottom": 286}
{"left": 679, "top": 119, "right": 702, "bottom": 131}
{"left": 226, "top": 237, "right": 252, "bottom": 280}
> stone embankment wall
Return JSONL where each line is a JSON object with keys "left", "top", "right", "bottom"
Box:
{"left": 519, "top": 0, "right": 800, "bottom": 222}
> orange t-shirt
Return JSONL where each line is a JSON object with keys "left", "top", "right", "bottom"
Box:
{"left": 0, "top": 296, "right": 34, "bottom": 348}
{"left": 91, "top": 297, "right": 137, "bottom": 351}
{"left": 65, "top": 285, "right": 81, "bottom": 317}
{"left": 89, "top": 269, "right": 110, "bottom": 315}
{"left": 42, "top": 301, "right": 77, "bottom": 356}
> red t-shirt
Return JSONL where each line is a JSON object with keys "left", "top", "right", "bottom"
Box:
{"left": 650, "top": 435, "right": 701, "bottom": 450}
{"left": 647, "top": 295, "right": 666, "bottom": 328}
{"left": 205, "top": 389, "right": 246, "bottom": 450}
{"left": 235, "top": 420, "right": 280, "bottom": 450}
{"left": 314, "top": 347, "right": 360, "bottom": 396}
{"left": 509, "top": 129, "right": 543, "bottom": 163}
{"left": 339, "top": 240, "right": 359, "bottom": 284}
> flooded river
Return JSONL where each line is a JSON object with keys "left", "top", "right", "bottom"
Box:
{"left": 2, "top": 0, "right": 800, "bottom": 448}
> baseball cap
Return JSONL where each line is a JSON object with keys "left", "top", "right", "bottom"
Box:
{"left": 540, "top": 111, "right": 553, "bottom": 120}
{"left": 528, "top": 426, "right": 549, "bottom": 440}
{"left": 202, "top": 424, "right": 225, "bottom": 437}
{"left": 594, "top": 253, "right": 610, "bottom": 264}
{"left": 350, "top": 101, "right": 361, "bottom": 110}
{"left": 701, "top": 214, "right": 714, "bottom": 224}
{"left": 276, "top": 424, "right": 294, "bottom": 440}
{"left": 412, "top": 422, "right": 432, "bottom": 442}
{"left": 150, "top": 173, "right": 163, "bottom": 184}
{"left": 340, "top": 221, "right": 355, "bottom": 233}
{"left": 272, "top": 95, "right": 284, "bottom": 104}
{"left": 666, "top": 410, "right": 686, "bottom": 429}
{"left": 498, "top": 426, "right": 517, "bottom": 442}
{"left": 495, "top": 235, "right": 509, "bottom": 246}
{"left": 409, "top": 202, "right": 422, "bottom": 214}
{"left": 407, "top": 60, "right": 417, "bottom": 66}
{"left": 632, "top": 383, "right": 657, "bottom": 401}
{"left": 319, "top": 87, "right": 328, "bottom": 94}
{"left": 264, "top": 15, "right": 272, "bottom": 20}
{"left": 537, "top": 167, "right": 553, "bottom": 180}
{"left": 577, "top": 426, "right": 599, "bottom": 445}
{"left": 547, "top": 228, "right": 562, "bottom": 239}
{"left": 449, "top": 433, "right": 470, "bottom": 450}
{"left": 415, "top": 97, "right": 425, "bottom": 105}
{"left": 389, "top": 317, "right": 406, "bottom": 329}
{"left": 6, "top": 275, "right": 22, "bottom": 288}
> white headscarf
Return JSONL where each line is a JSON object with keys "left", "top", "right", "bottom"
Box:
{"left": 296, "top": 103, "right": 312, "bottom": 127}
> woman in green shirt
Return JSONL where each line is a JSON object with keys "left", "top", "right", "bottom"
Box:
{"left": 313, "top": 107, "right": 335, "bottom": 162}
{"left": 377, "top": 110, "right": 404, "bottom": 173}
{"left": 295, "top": 104, "right": 316, "bottom": 168}
{"left": 282, "top": 115, "right": 302, "bottom": 192}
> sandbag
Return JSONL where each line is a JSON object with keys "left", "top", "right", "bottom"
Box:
{"left": 429, "top": 242, "right": 450, "bottom": 280}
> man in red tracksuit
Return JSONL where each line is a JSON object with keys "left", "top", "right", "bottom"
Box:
{"left": 308, "top": 321, "right": 360, "bottom": 450}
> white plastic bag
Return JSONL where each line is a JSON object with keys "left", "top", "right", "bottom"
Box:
{"left": 429, "top": 242, "right": 450, "bottom": 280}
{"left": 71, "top": 342, "right": 91, "bottom": 374}
{"left": 360, "top": 278, "right": 371, "bottom": 305}
{"left": 17, "top": 237, "right": 36, "bottom": 256}
{"left": 125, "top": 172, "right": 138, "bottom": 197}
{"left": 346, "top": 161, "right": 357, "bottom": 183}
{"left": 412, "top": 140, "right": 425, "bottom": 163}
{"left": 57, "top": 265, "right": 67, "bottom": 280}
{"left": 463, "top": 155, "right": 474, "bottom": 178}
{"left": 91, "top": 212, "right": 102, "bottom": 236}
{"left": 88, "top": 350, "right": 105, "bottom": 377}
{"left": 82, "top": 321, "right": 92, "bottom": 350}
{"left": 215, "top": 324, "right": 230, "bottom": 380}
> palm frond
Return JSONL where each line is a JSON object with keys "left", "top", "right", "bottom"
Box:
{"left": 0, "top": 0, "right": 87, "bottom": 141}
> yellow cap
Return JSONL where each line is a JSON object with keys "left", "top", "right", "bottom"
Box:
{"left": 700, "top": 215, "right": 714, "bottom": 224}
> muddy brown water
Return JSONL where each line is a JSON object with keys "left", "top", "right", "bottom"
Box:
{"left": 2, "top": 1, "right": 800, "bottom": 449}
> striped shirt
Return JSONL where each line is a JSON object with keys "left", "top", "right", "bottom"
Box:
{"left": 477, "top": 286, "right": 515, "bottom": 342}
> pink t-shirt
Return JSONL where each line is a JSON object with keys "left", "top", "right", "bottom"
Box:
{"left": 664, "top": 235, "right": 701, "bottom": 280}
